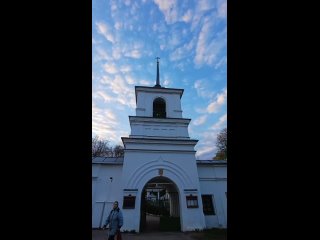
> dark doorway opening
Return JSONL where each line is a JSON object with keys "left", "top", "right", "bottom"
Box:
{"left": 140, "top": 176, "right": 181, "bottom": 232}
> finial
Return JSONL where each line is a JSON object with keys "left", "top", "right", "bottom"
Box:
{"left": 155, "top": 57, "right": 161, "bottom": 87}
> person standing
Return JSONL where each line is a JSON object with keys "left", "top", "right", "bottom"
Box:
{"left": 104, "top": 201, "right": 123, "bottom": 240}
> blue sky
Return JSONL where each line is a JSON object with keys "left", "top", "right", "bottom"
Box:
{"left": 92, "top": 0, "right": 227, "bottom": 160}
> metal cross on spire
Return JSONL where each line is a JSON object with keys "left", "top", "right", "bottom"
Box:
{"left": 155, "top": 57, "right": 161, "bottom": 87}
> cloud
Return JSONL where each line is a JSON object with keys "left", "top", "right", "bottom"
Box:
{"left": 120, "top": 65, "right": 132, "bottom": 73}
{"left": 182, "top": 9, "right": 193, "bottom": 23}
{"left": 217, "top": 0, "right": 227, "bottom": 18}
{"left": 163, "top": 78, "right": 170, "bottom": 87}
{"left": 198, "top": 0, "right": 214, "bottom": 11}
{"left": 210, "top": 113, "right": 227, "bottom": 130}
{"left": 154, "top": 0, "right": 178, "bottom": 24}
{"left": 195, "top": 107, "right": 207, "bottom": 114}
{"left": 124, "top": 0, "right": 131, "bottom": 6}
{"left": 194, "top": 16, "right": 226, "bottom": 67}
{"left": 110, "top": 0, "right": 117, "bottom": 11}
{"left": 95, "top": 22, "right": 115, "bottom": 44}
{"left": 195, "top": 130, "right": 220, "bottom": 159}
{"left": 195, "top": 112, "right": 227, "bottom": 159}
{"left": 112, "top": 47, "right": 122, "bottom": 60}
{"left": 207, "top": 88, "right": 227, "bottom": 113}
{"left": 152, "top": 22, "right": 167, "bottom": 33}
{"left": 95, "top": 47, "right": 113, "bottom": 62}
{"left": 196, "top": 145, "right": 216, "bottom": 160}
{"left": 169, "top": 37, "right": 196, "bottom": 61}
{"left": 168, "top": 31, "right": 182, "bottom": 49}
{"left": 125, "top": 49, "right": 141, "bottom": 59}
{"left": 193, "top": 114, "right": 208, "bottom": 126}
{"left": 100, "top": 74, "right": 136, "bottom": 109}
{"left": 103, "top": 63, "right": 118, "bottom": 74}
{"left": 194, "top": 79, "right": 215, "bottom": 99}
{"left": 92, "top": 103, "right": 119, "bottom": 142}
{"left": 215, "top": 56, "right": 227, "bottom": 69}
{"left": 95, "top": 91, "right": 113, "bottom": 103}
{"left": 124, "top": 74, "right": 136, "bottom": 85}
{"left": 114, "top": 22, "right": 123, "bottom": 30}
{"left": 139, "top": 80, "right": 153, "bottom": 86}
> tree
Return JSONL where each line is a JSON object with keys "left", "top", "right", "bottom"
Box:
{"left": 92, "top": 136, "right": 125, "bottom": 158}
{"left": 92, "top": 136, "right": 113, "bottom": 157}
{"left": 213, "top": 128, "right": 227, "bottom": 160}
{"left": 113, "top": 144, "right": 124, "bottom": 157}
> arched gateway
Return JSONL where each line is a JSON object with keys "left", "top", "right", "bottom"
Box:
{"left": 92, "top": 59, "right": 227, "bottom": 232}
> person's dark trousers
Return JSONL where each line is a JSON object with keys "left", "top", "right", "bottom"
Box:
{"left": 108, "top": 235, "right": 115, "bottom": 240}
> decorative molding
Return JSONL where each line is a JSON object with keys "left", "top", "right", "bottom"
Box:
{"left": 199, "top": 178, "right": 227, "bottom": 181}
{"left": 184, "top": 189, "right": 198, "bottom": 192}
{"left": 123, "top": 189, "right": 138, "bottom": 192}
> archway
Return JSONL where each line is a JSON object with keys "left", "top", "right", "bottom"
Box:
{"left": 140, "top": 176, "right": 181, "bottom": 232}
{"left": 153, "top": 97, "right": 166, "bottom": 118}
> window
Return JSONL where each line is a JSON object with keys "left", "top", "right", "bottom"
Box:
{"left": 201, "top": 195, "right": 215, "bottom": 215}
{"left": 186, "top": 195, "right": 198, "bottom": 208}
{"left": 123, "top": 196, "right": 136, "bottom": 209}
{"left": 153, "top": 98, "right": 166, "bottom": 118}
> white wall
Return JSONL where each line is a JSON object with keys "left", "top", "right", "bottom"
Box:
{"left": 121, "top": 150, "right": 206, "bottom": 232}
{"left": 197, "top": 165, "right": 227, "bottom": 228}
{"left": 136, "top": 91, "right": 182, "bottom": 118}
{"left": 92, "top": 164, "right": 123, "bottom": 228}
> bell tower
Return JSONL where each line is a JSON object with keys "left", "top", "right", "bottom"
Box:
{"left": 120, "top": 59, "right": 206, "bottom": 232}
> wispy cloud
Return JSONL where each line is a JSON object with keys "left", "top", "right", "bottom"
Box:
{"left": 120, "top": 65, "right": 132, "bottom": 73}
{"left": 215, "top": 56, "right": 227, "bottom": 69}
{"left": 195, "top": 130, "right": 219, "bottom": 159}
{"left": 207, "top": 88, "right": 227, "bottom": 114}
{"left": 182, "top": 9, "right": 193, "bottom": 23}
{"left": 154, "top": 0, "right": 178, "bottom": 25}
{"left": 217, "top": 0, "right": 227, "bottom": 18}
{"left": 124, "top": 74, "right": 136, "bottom": 85}
{"left": 95, "top": 91, "right": 113, "bottom": 103}
{"left": 196, "top": 145, "right": 216, "bottom": 160}
{"left": 112, "top": 47, "right": 122, "bottom": 60}
{"left": 190, "top": 0, "right": 213, "bottom": 32}
{"left": 114, "top": 21, "right": 123, "bottom": 30}
{"left": 92, "top": 102, "right": 119, "bottom": 142}
{"left": 124, "top": 49, "right": 142, "bottom": 59}
{"left": 96, "top": 22, "right": 115, "bottom": 44}
{"left": 194, "top": 79, "right": 215, "bottom": 99}
{"left": 198, "top": 0, "right": 214, "bottom": 12}
{"left": 210, "top": 113, "right": 227, "bottom": 130}
{"left": 139, "top": 79, "right": 153, "bottom": 86}
{"left": 95, "top": 47, "right": 113, "bottom": 62}
{"left": 194, "top": 16, "right": 214, "bottom": 66}
{"left": 100, "top": 75, "right": 136, "bottom": 109}
{"left": 124, "top": 0, "right": 131, "bottom": 6}
{"left": 191, "top": 0, "right": 226, "bottom": 67}
{"left": 193, "top": 114, "right": 208, "bottom": 126}
{"left": 163, "top": 78, "right": 170, "bottom": 87}
{"left": 103, "top": 63, "right": 118, "bottom": 74}
{"left": 169, "top": 36, "right": 196, "bottom": 62}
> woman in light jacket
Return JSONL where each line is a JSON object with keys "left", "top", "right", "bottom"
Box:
{"left": 104, "top": 201, "right": 123, "bottom": 240}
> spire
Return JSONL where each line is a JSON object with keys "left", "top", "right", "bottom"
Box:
{"left": 154, "top": 57, "right": 161, "bottom": 87}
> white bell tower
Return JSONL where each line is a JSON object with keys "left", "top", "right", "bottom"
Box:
{"left": 120, "top": 58, "right": 206, "bottom": 232}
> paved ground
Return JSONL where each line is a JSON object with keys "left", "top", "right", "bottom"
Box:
{"left": 93, "top": 215, "right": 200, "bottom": 240}
{"left": 92, "top": 229, "right": 201, "bottom": 240}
